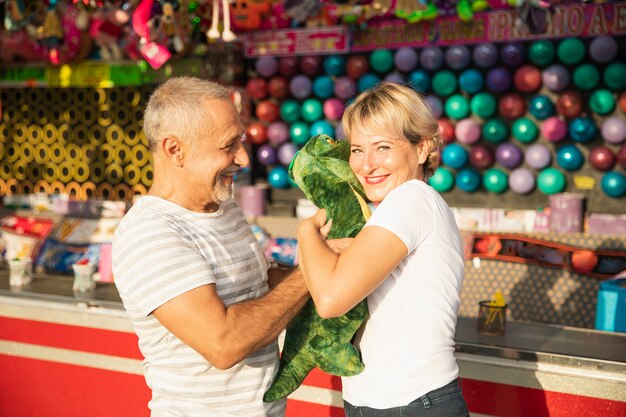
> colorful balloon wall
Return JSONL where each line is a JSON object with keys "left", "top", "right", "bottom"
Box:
{"left": 246, "top": 37, "right": 626, "bottom": 200}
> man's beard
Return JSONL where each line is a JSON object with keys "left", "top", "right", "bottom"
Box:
{"left": 212, "top": 171, "right": 236, "bottom": 203}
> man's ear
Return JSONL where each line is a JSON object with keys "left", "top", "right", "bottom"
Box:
{"left": 161, "top": 136, "right": 184, "bottom": 167}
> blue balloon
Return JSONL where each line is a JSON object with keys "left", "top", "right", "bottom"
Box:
{"left": 556, "top": 144, "right": 584, "bottom": 171}
{"left": 569, "top": 117, "right": 597, "bottom": 143}
{"left": 486, "top": 67, "right": 512, "bottom": 93}
{"left": 408, "top": 70, "right": 431, "bottom": 92}
{"left": 459, "top": 69, "right": 484, "bottom": 94}
{"left": 456, "top": 168, "right": 481, "bottom": 192}
{"left": 601, "top": 172, "right": 626, "bottom": 198}
{"left": 357, "top": 73, "right": 381, "bottom": 92}
{"left": 323, "top": 55, "right": 346, "bottom": 76}
{"left": 268, "top": 166, "right": 290, "bottom": 188}
{"left": 312, "top": 75, "right": 335, "bottom": 99}
{"left": 310, "top": 120, "right": 335, "bottom": 137}
{"left": 529, "top": 95, "right": 555, "bottom": 120}
{"left": 442, "top": 143, "right": 468, "bottom": 169}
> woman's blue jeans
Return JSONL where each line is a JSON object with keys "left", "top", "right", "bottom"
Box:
{"left": 343, "top": 378, "right": 470, "bottom": 417}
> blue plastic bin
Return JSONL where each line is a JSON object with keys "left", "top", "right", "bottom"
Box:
{"left": 595, "top": 278, "right": 626, "bottom": 333}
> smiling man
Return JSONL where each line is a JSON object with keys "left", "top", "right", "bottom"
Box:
{"left": 112, "top": 77, "right": 308, "bottom": 417}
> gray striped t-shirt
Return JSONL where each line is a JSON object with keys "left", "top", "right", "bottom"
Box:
{"left": 112, "top": 196, "right": 285, "bottom": 417}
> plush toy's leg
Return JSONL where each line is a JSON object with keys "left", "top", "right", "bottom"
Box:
{"left": 207, "top": 0, "right": 220, "bottom": 39}
{"left": 221, "top": 0, "right": 236, "bottom": 41}
{"left": 263, "top": 353, "right": 316, "bottom": 402}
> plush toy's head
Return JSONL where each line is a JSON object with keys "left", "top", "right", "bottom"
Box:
{"left": 289, "top": 134, "right": 370, "bottom": 239}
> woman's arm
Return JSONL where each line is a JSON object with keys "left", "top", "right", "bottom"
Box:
{"left": 297, "top": 209, "right": 408, "bottom": 318}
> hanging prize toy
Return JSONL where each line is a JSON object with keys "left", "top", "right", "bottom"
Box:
{"left": 132, "top": 0, "right": 172, "bottom": 69}
{"left": 39, "top": 0, "right": 64, "bottom": 64}
{"left": 207, "top": 0, "right": 236, "bottom": 41}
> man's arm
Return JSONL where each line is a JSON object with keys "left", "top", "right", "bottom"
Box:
{"left": 152, "top": 268, "right": 308, "bottom": 370}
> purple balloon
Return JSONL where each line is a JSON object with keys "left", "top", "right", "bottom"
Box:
{"left": 542, "top": 65, "right": 570, "bottom": 92}
{"left": 525, "top": 143, "right": 552, "bottom": 170}
{"left": 255, "top": 57, "right": 278, "bottom": 78}
{"left": 420, "top": 47, "right": 444, "bottom": 71}
{"left": 472, "top": 43, "right": 498, "bottom": 69}
{"left": 277, "top": 142, "right": 298, "bottom": 165}
{"left": 289, "top": 75, "right": 312, "bottom": 99}
{"left": 394, "top": 47, "right": 418, "bottom": 73}
{"left": 334, "top": 76, "right": 356, "bottom": 100}
{"left": 445, "top": 45, "right": 471, "bottom": 70}
{"left": 384, "top": 71, "right": 405, "bottom": 84}
{"left": 500, "top": 43, "right": 525, "bottom": 67}
{"left": 589, "top": 36, "right": 618, "bottom": 64}
{"left": 486, "top": 67, "right": 512, "bottom": 93}
{"left": 335, "top": 122, "right": 346, "bottom": 140}
{"left": 601, "top": 116, "right": 626, "bottom": 145}
{"left": 267, "top": 121, "right": 289, "bottom": 145}
{"left": 424, "top": 95, "right": 443, "bottom": 119}
{"left": 496, "top": 142, "right": 524, "bottom": 169}
{"left": 509, "top": 167, "right": 536, "bottom": 194}
{"left": 256, "top": 144, "right": 277, "bottom": 165}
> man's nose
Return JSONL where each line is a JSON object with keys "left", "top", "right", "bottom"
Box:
{"left": 235, "top": 142, "right": 250, "bottom": 168}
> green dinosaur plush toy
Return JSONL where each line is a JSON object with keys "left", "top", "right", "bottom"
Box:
{"left": 263, "top": 134, "right": 371, "bottom": 402}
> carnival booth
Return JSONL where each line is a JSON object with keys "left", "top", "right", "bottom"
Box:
{"left": 1, "top": 0, "right": 626, "bottom": 416}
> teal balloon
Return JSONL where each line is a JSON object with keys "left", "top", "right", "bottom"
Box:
{"left": 268, "top": 166, "right": 290, "bottom": 188}
{"left": 589, "top": 89, "right": 616, "bottom": 115}
{"left": 573, "top": 64, "right": 600, "bottom": 90}
{"left": 280, "top": 100, "right": 300, "bottom": 123}
{"left": 428, "top": 167, "right": 455, "bottom": 192}
{"left": 310, "top": 120, "right": 334, "bottom": 137}
{"left": 512, "top": 117, "right": 538, "bottom": 143}
{"left": 289, "top": 121, "right": 310, "bottom": 145}
{"left": 456, "top": 168, "right": 481, "bottom": 192}
{"left": 357, "top": 73, "right": 381, "bottom": 92}
{"left": 408, "top": 70, "right": 431, "bottom": 92}
{"left": 471, "top": 93, "right": 497, "bottom": 119}
{"left": 528, "top": 40, "right": 555, "bottom": 67}
{"left": 569, "top": 117, "right": 597, "bottom": 143}
{"left": 556, "top": 144, "right": 584, "bottom": 171}
{"left": 369, "top": 49, "right": 394, "bottom": 74}
{"left": 482, "top": 119, "right": 508, "bottom": 143}
{"left": 601, "top": 172, "right": 626, "bottom": 198}
{"left": 483, "top": 168, "right": 508, "bottom": 193}
{"left": 312, "top": 75, "right": 335, "bottom": 99}
{"left": 300, "top": 98, "right": 323, "bottom": 122}
{"left": 459, "top": 69, "right": 484, "bottom": 94}
{"left": 603, "top": 63, "right": 626, "bottom": 91}
{"left": 537, "top": 167, "right": 566, "bottom": 194}
{"left": 441, "top": 143, "right": 468, "bottom": 169}
{"left": 445, "top": 94, "right": 470, "bottom": 119}
{"left": 529, "top": 95, "right": 555, "bottom": 120}
{"left": 432, "top": 70, "right": 458, "bottom": 96}
{"left": 557, "top": 38, "right": 585, "bottom": 65}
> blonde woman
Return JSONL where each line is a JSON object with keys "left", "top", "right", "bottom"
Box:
{"left": 297, "top": 82, "right": 469, "bottom": 417}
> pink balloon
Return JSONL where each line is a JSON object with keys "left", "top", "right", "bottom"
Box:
{"left": 525, "top": 143, "right": 552, "bottom": 170}
{"left": 277, "top": 142, "right": 298, "bottom": 165}
{"left": 455, "top": 118, "right": 481, "bottom": 144}
{"left": 541, "top": 116, "right": 568, "bottom": 142}
{"left": 323, "top": 98, "right": 345, "bottom": 121}
{"left": 601, "top": 117, "right": 626, "bottom": 145}
{"left": 267, "top": 121, "right": 289, "bottom": 145}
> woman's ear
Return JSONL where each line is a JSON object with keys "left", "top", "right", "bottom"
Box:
{"left": 417, "top": 138, "right": 432, "bottom": 165}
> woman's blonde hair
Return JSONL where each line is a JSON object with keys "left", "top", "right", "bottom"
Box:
{"left": 144, "top": 77, "right": 232, "bottom": 151}
{"left": 341, "top": 82, "right": 442, "bottom": 180}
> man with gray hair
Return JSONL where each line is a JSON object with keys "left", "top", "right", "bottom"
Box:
{"left": 113, "top": 77, "right": 308, "bottom": 416}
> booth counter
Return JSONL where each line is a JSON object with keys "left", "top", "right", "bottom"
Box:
{"left": 1, "top": 272, "right": 625, "bottom": 417}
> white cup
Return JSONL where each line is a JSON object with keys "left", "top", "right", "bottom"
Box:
{"left": 9, "top": 258, "right": 33, "bottom": 287}
{"left": 72, "top": 263, "right": 96, "bottom": 293}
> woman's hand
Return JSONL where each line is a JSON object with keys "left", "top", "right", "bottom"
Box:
{"left": 326, "top": 238, "right": 353, "bottom": 254}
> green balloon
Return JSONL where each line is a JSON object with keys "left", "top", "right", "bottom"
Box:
{"left": 300, "top": 98, "right": 323, "bottom": 122}
{"left": 573, "top": 64, "right": 600, "bottom": 90}
{"left": 483, "top": 168, "right": 508, "bottom": 193}
{"left": 603, "top": 63, "right": 626, "bottom": 91}
{"left": 445, "top": 94, "right": 469, "bottom": 120}
{"left": 428, "top": 167, "right": 455, "bottom": 192}
{"left": 528, "top": 40, "right": 555, "bottom": 67}
{"left": 537, "top": 167, "right": 566, "bottom": 195}
{"left": 290, "top": 121, "right": 310, "bottom": 145}
{"left": 557, "top": 38, "right": 585, "bottom": 65}
{"left": 589, "top": 89, "right": 616, "bottom": 115}
{"left": 470, "top": 92, "right": 497, "bottom": 119}
{"left": 280, "top": 100, "right": 300, "bottom": 123}
{"left": 432, "top": 70, "right": 458, "bottom": 97}
{"left": 512, "top": 117, "right": 538, "bottom": 143}
{"left": 482, "top": 119, "right": 508, "bottom": 143}
{"left": 369, "top": 49, "right": 394, "bottom": 74}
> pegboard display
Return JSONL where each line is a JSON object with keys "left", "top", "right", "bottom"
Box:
{"left": 243, "top": 37, "right": 626, "bottom": 213}
{"left": 0, "top": 87, "right": 154, "bottom": 201}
